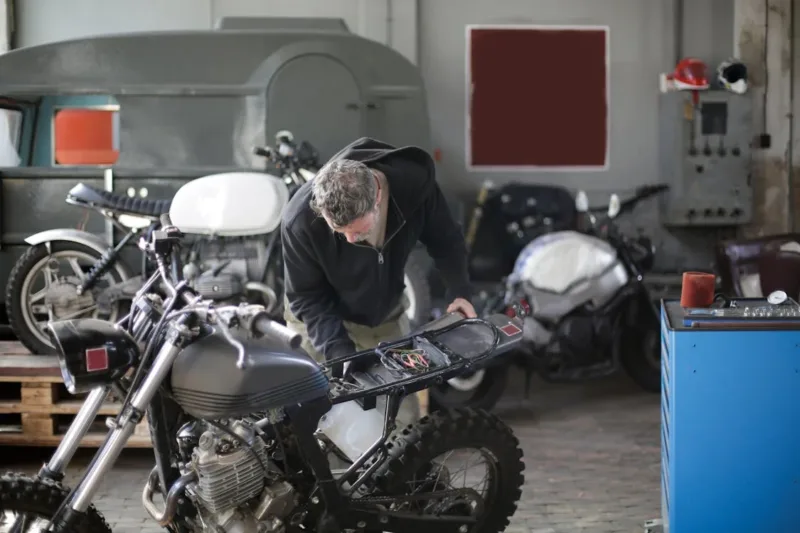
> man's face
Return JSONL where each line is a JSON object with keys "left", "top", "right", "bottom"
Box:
{"left": 326, "top": 206, "right": 379, "bottom": 243}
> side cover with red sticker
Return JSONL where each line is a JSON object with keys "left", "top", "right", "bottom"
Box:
{"left": 499, "top": 322, "right": 523, "bottom": 337}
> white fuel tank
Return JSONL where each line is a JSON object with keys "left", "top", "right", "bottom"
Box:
{"left": 511, "top": 231, "right": 629, "bottom": 322}
{"left": 170, "top": 172, "right": 290, "bottom": 237}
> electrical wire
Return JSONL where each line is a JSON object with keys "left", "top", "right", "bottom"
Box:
{"left": 380, "top": 347, "right": 432, "bottom": 376}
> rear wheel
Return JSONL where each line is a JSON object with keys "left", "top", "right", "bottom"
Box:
{"left": 5, "top": 242, "right": 130, "bottom": 355}
{"left": 0, "top": 473, "right": 111, "bottom": 533}
{"left": 368, "top": 408, "right": 524, "bottom": 533}
{"left": 619, "top": 296, "right": 661, "bottom": 393}
{"left": 620, "top": 324, "right": 661, "bottom": 393}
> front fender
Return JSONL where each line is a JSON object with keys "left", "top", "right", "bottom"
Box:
{"left": 24, "top": 229, "right": 133, "bottom": 279}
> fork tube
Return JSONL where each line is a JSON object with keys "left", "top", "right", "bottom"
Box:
{"left": 39, "top": 386, "right": 110, "bottom": 481}
{"left": 68, "top": 339, "right": 182, "bottom": 513}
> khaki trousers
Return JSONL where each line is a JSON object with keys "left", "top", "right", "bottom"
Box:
{"left": 283, "top": 297, "right": 428, "bottom": 417}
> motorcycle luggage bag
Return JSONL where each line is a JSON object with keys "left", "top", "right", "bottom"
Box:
{"left": 468, "top": 183, "right": 577, "bottom": 282}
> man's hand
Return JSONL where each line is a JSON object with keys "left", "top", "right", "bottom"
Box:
{"left": 447, "top": 297, "right": 477, "bottom": 318}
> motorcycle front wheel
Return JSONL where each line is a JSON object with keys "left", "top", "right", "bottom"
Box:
{"left": 367, "top": 408, "right": 524, "bottom": 533}
{"left": 0, "top": 473, "right": 111, "bottom": 533}
{"left": 5, "top": 242, "right": 130, "bottom": 355}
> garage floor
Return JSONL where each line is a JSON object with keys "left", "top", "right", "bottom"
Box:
{"left": 1, "top": 373, "right": 660, "bottom": 533}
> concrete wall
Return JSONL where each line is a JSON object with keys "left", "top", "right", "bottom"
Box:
{"left": 14, "top": 0, "right": 742, "bottom": 271}
{"left": 420, "top": 0, "right": 734, "bottom": 197}
{"left": 792, "top": 3, "right": 800, "bottom": 231}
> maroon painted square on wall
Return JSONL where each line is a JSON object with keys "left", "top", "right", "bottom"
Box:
{"left": 468, "top": 26, "right": 609, "bottom": 169}
{"left": 85, "top": 347, "right": 109, "bottom": 373}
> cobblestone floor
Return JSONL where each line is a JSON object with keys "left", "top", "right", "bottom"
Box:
{"left": 0, "top": 373, "right": 661, "bottom": 533}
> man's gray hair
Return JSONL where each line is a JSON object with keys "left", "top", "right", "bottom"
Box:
{"left": 310, "top": 159, "right": 378, "bottom": 228}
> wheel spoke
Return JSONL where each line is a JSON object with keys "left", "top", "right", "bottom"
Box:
{"left": 41, "top": 266, "right": 55, "bottom": 287}
{"left": 57, "top": 304, "right": 98, "bottom": 321}
{"left": 67, "top": 258, "right": 86, "bottom": 280}
{"left": 29, "top": 288, "right": 47, "bottom": 304}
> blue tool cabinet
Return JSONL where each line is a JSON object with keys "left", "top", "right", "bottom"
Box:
{"left": 660, "top": 299, "right": 800, "bottom": 533}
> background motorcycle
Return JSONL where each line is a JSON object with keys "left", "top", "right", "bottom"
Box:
{"left": 429, "top": 185, "right": 668, "bottom": 411}
{"left": 0, "top": 178, "right": 527, "bottom": 533}
{"left": 5, "top": 131, "right": 432, "bottom": 355}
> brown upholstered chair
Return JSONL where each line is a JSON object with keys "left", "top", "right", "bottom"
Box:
{"left": 758, "top": 247, "right": 800, "bottom": 301}
{"left": 716, "top": 233, "right": 800, "bottom": 296}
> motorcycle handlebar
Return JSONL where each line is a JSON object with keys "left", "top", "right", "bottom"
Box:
{"left": 587, "top": 184, "right": 669, "bottom": 215}
{"left": 253, "top": 313, "right": 302, "bottom": 350}
{"left": 253, "top": 146, "right": 272, "bottom": 158}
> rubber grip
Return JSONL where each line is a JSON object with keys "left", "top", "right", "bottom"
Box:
{"left": 254, "top": 315, "right": 302, "bottom": 350}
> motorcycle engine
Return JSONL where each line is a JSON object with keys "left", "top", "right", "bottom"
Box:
{"left": 509, "top": 294, "right": 613, "bottom": 366}
{"left": 179, "top": 419, "right": 297, "bottom": 533}
{"left": 552, "top": 310, "right": 613, "bottom": 363}
{"left": 182, "top": 237, "right": 277, "bottom": 310}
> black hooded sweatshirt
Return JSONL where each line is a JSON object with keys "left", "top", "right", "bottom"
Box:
{"left": 281, "top": 137, "right": 471, "bottom": 361}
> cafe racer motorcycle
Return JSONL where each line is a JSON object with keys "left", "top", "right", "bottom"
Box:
{"left": 0, "top": 173, "right": 527, "bottom": 533}
{"left": 429, "top": 185, "right": 668, "bottom": 411}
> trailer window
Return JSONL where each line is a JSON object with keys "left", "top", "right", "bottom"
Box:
{"left": 53, "top": 107, "right": 120, "bottom": 166}
{"left": 0, "top": 108, "right": 22, "bottom": 167}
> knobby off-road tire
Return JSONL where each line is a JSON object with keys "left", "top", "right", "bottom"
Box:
{"left": 0, "top": 473, "right": 111, "bottom": 533}
{"left": 370, "top": 408, "right": 525, "bottom": 533}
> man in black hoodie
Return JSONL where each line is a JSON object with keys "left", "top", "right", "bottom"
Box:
{"left": 281, "top": 137, "right": 475, "bottom": 373}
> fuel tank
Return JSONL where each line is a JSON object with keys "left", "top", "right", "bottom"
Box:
{"left": 170, "top": 327, "right": 329, "bottom": 419}
{"left": 511, "top": 230, "right": 629, "bottom": 322}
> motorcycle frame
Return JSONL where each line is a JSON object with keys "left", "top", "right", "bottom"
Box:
{"left": 37, "top": 277, "right": 506, "bottom": 533}
{"left": 63, "top": 194, "right": 159, "bottom": 295}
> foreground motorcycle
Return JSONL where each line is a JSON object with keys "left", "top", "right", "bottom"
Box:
{"left": 6, "top": 132, "right": 431, "bottom": 355}
{"left": 430, "top": 185, "right": 668, "bottom": 411}
{"left": 0, "top": 175, "right": 527, "bottom": 533}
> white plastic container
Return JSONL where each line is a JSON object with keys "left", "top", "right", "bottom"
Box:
{"left": 318, "top": 393, "right": 419, "bottom": 462}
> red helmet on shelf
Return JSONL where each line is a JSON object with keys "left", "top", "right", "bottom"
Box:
{"left": 671, "top": 58, "right": 710, "bottom": 91}
{"left": 660, "top": 58, "right": 709, "bottom": 104}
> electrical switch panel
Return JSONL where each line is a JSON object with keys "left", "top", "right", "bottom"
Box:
{"left": 658, "top": 90, "right": 754, "bottom": 227}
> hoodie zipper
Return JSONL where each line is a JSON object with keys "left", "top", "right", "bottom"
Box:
{"left": 352, "top": 198, "right": 406, "bottom": 265}
{"left": 353, "top": 220, "right": 405, "bottom": 264}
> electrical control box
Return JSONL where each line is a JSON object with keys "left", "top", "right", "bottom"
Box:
{"left": 658, "top": 90, "right": 754, "bottom": 227}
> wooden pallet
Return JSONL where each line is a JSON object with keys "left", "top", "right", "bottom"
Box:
{"left": 0, "top": 347, "right": 151, "bottom": 448}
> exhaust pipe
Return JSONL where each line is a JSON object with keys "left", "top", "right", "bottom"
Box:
{"left": 142, "top": 467, "right": 197, "bottom": 527}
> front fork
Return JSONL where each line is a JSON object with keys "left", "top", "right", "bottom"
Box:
{"left": 38, "top": 386, "right": 111, "bottom": 482}
{"left": 41, "top": 332, "right": 184, "bottom": 530}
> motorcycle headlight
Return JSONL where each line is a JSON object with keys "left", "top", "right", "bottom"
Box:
{"left": 46, "top": 319, "right": 141, "bottom": 395}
